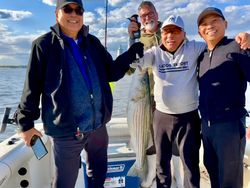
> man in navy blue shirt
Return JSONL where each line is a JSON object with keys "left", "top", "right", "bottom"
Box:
{"left": 15, "top": 0, "right": 143, "bottom": 187}
{"left": 197, "top": 7, "right": 250, "bottom": 188}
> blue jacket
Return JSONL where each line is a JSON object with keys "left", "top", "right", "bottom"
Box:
{"left": 16, "top": 24, "right": 134, "bottom": 137}
{"left": 198, "top": 37, "right": 250, "bottom": 123}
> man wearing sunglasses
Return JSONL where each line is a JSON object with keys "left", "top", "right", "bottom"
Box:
{"left": 15, "top": 0, "right": 143, "bottom": 188}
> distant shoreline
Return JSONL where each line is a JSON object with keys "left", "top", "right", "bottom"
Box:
{"left": 0, "top": 65, "right": 27, "bottom": 68}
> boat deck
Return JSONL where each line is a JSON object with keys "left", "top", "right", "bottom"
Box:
{"left": 0, "top": 118, "right": 250, "bottom": 188}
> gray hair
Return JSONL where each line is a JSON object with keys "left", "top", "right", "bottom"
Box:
{"left": 138, "top": 1, "right": 157, "bottom": 12}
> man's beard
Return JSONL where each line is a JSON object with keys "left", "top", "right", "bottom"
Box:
{"left": 144, "top": 20, "right": 156, "bottom": 32}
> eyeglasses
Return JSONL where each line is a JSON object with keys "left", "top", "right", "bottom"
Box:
{"left": 62, "top": 5, "right": 84, "bottom": 16}
{"left": 140, "top": 12, "right": 155, "bottom": 19}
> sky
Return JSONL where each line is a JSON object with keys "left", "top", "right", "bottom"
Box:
{"left": 0, "top": 0, "right": 250, "bottom": 65}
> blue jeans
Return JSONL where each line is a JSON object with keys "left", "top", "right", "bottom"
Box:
{"left": 201, "top": 117, "right": 246, "bottom": 188}
{"left": 51, "top": 125, "right": 108, "bottom": 188}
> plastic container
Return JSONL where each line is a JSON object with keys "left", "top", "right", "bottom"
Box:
{"left": 82, "top": 142, "right": 140, "bottom": 188}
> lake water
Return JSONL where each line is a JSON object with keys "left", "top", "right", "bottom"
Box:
{"left": 0, "top": 67, "right": 249, "bottom": 142}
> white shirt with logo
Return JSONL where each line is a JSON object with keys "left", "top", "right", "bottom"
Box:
{"left": 140, "top": 40, "right": 205, "bottom": 114}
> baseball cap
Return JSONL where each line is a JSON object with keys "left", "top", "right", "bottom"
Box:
{"left": 197, "top": 7, "right": 225, "bottom": 26}
{"left": 56, "top": 0, "right": 83, "bottom": 9}
{"left": 161, "top": 15, "right": 185, "bottom": 31}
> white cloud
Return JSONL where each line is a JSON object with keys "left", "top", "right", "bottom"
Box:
{"left": 0, "top": 23, "right": 8, "bottom": 32}
{"left": 215, "top": 0, "right": 236, "bottom": 3}
{"left": 108, "top": 0, "right": 126, "bottom": 7}
{"left": 0, "top": 9, "right": 32, "bottom": 21}
{"left": 84, "top": 12, "right": 96, "bottom": 24}
{"left": 222, "top": 5, "right": 250, "bottom": 31}
{"left": 42, "top": 0, "right": 56, "bottom": 6}
{"left": 1, "top": 0, "right": 250, "bottom": 64}
{"left": 0, "top": 23, "right": 44, "bottom": 65}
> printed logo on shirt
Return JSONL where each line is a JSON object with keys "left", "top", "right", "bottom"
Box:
{"left": 158, "top": 61, "right": 189, "bottom": 73}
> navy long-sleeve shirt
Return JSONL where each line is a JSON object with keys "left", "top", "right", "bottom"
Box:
{"left": 198, "top": 37, "right": 250, "bottom": 123}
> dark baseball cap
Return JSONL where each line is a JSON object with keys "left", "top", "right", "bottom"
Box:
{"left": 197, "top": 7, "right": 225, "bottom": 26}
{"left": 56, "top": 0, "right": 83, "bottom": 9}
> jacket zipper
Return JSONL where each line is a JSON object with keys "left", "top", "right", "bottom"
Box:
{"left": 207, "top": 50, "right": 214, "bottom": 127}
{"left": 83, "top": 55, "right": 96, "bottom": 129}
{"left": 204, "top": 38, "right": 226, "bottom": 127}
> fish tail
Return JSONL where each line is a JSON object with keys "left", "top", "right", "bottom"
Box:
{"left": 127, "top": 162, "right": 138, "bottom": 177}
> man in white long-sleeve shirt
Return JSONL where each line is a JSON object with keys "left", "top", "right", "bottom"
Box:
{"left": 136, "top": 14, "right": 205, "bottom": 188}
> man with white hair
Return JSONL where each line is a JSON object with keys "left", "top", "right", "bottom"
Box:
{"left": 127, "top": 2, "right": 161, "bottom": 187}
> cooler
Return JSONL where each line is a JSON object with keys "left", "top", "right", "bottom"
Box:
{"left": 81, "top": 142, "right": 140, "bottom": 188}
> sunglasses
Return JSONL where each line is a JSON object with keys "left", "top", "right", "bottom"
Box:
{"left": 62, "top": 5, "right": 84, "bottom": 16}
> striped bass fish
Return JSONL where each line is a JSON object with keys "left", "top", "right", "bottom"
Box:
{"left": 127, "top": 67, "right": 153, "bottom": 181}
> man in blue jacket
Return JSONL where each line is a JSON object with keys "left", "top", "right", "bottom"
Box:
{"left": 197, "top": 7, "right": 250, "bottom": 188}
{"left": 15, "top": 0, "right": 143, "bottom": 187}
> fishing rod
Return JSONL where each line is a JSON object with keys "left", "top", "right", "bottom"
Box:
{"left": 84, "top": 0, "right": 108, "bottom": 49}
{"left": 0, "top": 107, "right": 15, "bottom": 134}
{"left": 104, "top": 0, "right": 108, "bottom": 49}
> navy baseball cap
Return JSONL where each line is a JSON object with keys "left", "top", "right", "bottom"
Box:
{"left": 56, "top": 0, "right": 83, "bottom": 9}
{"left": 197, "top": 7, "right": 225, "bottom": 26}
